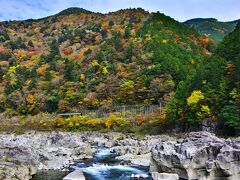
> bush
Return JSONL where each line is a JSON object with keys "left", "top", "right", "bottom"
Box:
{"left": 52, "top": 115, "right": 104, "bottom": 131}
{"left": 105, "top": 114, "right": 131, "bottom": 129}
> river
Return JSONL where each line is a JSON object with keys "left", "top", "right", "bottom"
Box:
{"left": 32, "top": 148, "right": 151, "bottom": 180}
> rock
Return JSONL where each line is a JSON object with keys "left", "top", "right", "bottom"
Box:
{"left": 131, "top": 173, "right": 149, "bottom": 179}
{"left": 0, "top": 165, "right": 37, "bottom": 180}
{"left": 151, "top": 131, "right": 240, "bottom": 180}
{"left": 0, "top": 131, "right": 175, "bottom": 179}
{"left": 151, "top": 172, "right": 179, "bottom": 180}
{"left": 116, "top": 153, "right": 151, "bottom": 166}
{"left": 63, "top": 169, "right": 86, "bottom": 180}
{"left": 0, "top": 132, "right": 95, "bottom": 179}
{"left": 105, "top": 140, "right": 116, "bottom": 148}
{"left": 0, "top": 144, "right": 38, "bottom": 180}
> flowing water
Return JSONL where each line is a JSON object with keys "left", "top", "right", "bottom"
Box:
{"left": 74, "top": 148, "right": 151, "bottom": 180}
{"left": 32, "top": 148, "right": 151, "bottom": 180}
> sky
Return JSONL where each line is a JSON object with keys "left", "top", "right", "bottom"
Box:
{"left": 0, "top": 0, "right": 239, "bottom": 22}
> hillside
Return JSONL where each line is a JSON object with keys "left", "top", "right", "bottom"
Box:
{"left": 171, "top": 23, "right": 240, "bottom": 134}
{"left": 0, "top": 8, "right": 210, "bottom": 115}
{"left": 183, "top": 18, "right": 239, "bottom": 43}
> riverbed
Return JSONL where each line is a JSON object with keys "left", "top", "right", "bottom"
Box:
{"left": 32, "top": 148, "right": 152, "bottom": 180}
{"left": 1, "top": 131, "right": 239, "bottom": 180}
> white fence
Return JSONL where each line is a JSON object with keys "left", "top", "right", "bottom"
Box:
{"left": 58, "top": 104, "right": 161, "bottom": 118}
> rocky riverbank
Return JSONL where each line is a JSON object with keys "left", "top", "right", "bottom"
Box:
{"left": 0, "top": 131, "right": 239, "bottom": 179}
{"left": 0, "top": 131, "right": 161, "bottom": 179}
{"left": 150, "top": 131, "right": 240, "bottom": 180}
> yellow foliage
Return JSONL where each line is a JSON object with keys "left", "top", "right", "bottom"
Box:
{"left": 83, "top": 97, "right": 89, "bottom": 102}
{"left": 52, "top": 115, "right": 103, "bottom": 130}
{"left": 7, "top": 66, "right": 18, "bottom": 75}
{"left": 91, "top": 60, "right": 99, "bottom": 67}
{"left": 80, "top": 73, "right": 85, "bottom": 80}
{"left": 162, "top": 39, "right": 168, "bottom": 43}
{"left": 26, "top": 94, "right": 37, "bottom": 112}
{"left": 102, "top": 21, "right": 109, "bottom": 29}
{"left": 197, "top": 105, "right": 211, "bottom": 119}
{"left": 145, "top": 34, "right": 152, "bottom": 41}
{"left": 6, "top": 65, "right": 19, "bottom": 85}
{"left": 105, "top": 115, "right": 130, "bottom": 129}
{"left": 53, "top": 117, "right": 65, "bottom": 127}
{"left": 30, "top": 55, "right": 39, "bottom": 63}
{"left": 84, "top": 118, "right": 103, "bottom": 127}
{"left": 74, "top": 36, "right": 81, "bottom": 43}
{"left": 34, "top": 27, "right": 40, "bottom": 33}
{"left": 102, "top": 67, "right": 108, "bottom": 75}
{"left": 187, "top": 90, "right": 204, "bottom": 107}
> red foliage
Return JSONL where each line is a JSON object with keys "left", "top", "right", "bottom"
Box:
{"left": 62, "top": 48, "right": 73, "bottom": 55}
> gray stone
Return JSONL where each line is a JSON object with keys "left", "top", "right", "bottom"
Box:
{"left": 152, "top": 172, "right": 179, "bottom": 180}
{"left": 0, "top": 131, "right": 185, "bottom": 179}
{"left": 150, "top": 131, "right": 240, "bottom": 180}
{"left": 116, "top": 153, "right": 151, "bottom": 166}
{"left": 63, "top": 169, "right": 86, "bottom": 180}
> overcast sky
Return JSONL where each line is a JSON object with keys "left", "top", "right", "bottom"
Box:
{"left": 0, "top": 0, "right": 239, "bottom": 22}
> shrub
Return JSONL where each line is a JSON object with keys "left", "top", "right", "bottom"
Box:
{"left": 105, "top": 114, "right": 131, "bottom": 129}
{"left": 52, "top": 115, "right": 104, "bottom": 131}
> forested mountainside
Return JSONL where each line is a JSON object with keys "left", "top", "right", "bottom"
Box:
{"left": 0, "top": 8, "right": 211, "bottom": 115}
{"left": 169, "top": 23, "right": 240, "bottom": 134}
{"left": 183, "top": 18, "right": 239, "bottom": 43}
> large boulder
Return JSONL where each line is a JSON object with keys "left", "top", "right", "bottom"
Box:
{"left": 150, "top": 132, "right": 240, "bottom": 180}
{"left": 0, "top": 131, "right": 95, "bottom": 179}
{"left": 0, "top": 145, "right": 37, "bottom": 180}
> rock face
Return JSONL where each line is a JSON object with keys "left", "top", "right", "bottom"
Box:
{"left": 112, "top": 135, "right": 175, "bottom": 166}
{"left": 0, "top": 131, "right": 94, "bottom": 179}
{"left": 150, "top": 131, "right": 240, "bottom": 180}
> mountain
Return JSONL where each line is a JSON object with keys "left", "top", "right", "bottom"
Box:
{"left": 57, "top": 7, "right": 93, "bottom": 16}
{"left": 183, "top": 18, "right": 239, "bottom": 43}
{"left": 0, "top": 7, "right": 210, "bottom": 115}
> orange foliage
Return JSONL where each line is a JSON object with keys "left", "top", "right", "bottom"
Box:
{"left": 37, "top": 64, "right": 49, "bottom": 75}
{"left": 69, "top": 47, "right": 89, "bottom": 61}
{"left": 117, "top": 71, "right": 131, "bottom": 78}
{"left": 22, "top": 60, "right": 36, "bottom": 69}
{"left": 174, "top": 35, "right": 180, "bottom": 42}
{"left": 136, "top": 115, "right": 145, "bottom": 125}
{"left": 14, "top": 49, "right": 27, "bottom": 61}
{"left": 199, "top": 37, "right": 209, "bottom": 47}
{"left": 187, "top": 34, "right": 197, "bottom": 41}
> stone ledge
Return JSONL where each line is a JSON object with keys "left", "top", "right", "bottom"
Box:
{"left": 63, "top": 169, "right": 86, "bottom": 180}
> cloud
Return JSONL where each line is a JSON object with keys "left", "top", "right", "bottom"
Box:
{"left": 0, "top": 0, "right": 239, "bottom": 22}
